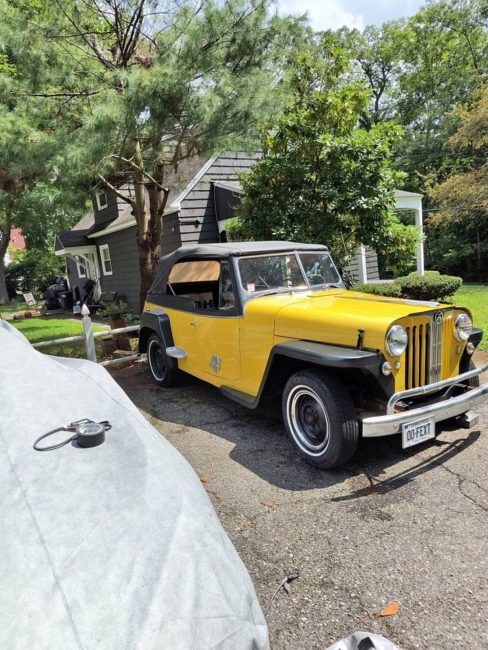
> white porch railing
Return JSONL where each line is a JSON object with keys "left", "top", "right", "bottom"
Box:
{"left": 32, "top": 304, "right": 143, "bottom": 367}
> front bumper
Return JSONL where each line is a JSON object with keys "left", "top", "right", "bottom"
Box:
{"left": 361, "top": 363, "right": 488, "bottom": 438}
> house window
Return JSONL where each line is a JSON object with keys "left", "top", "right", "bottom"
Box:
{"left": 96, "top": 191, "right": 108, "bottom": 210}
{"left": 99, "top": 244, "right": 113, "bottom": 276}
{"left": 76, "top": 256, "right": 87, "bottom": 278}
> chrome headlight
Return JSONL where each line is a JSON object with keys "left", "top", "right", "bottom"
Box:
{"left": 386, "top": 325, "right": 408, "bottom": 357}
{"left": 454, "top": 313, "right": 472, "bottom": 341}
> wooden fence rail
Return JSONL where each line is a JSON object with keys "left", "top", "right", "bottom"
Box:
{"left": 32, "top": 304, "right": 143, "bottom": 367}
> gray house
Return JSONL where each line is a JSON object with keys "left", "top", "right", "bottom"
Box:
{"left": 55, "top": 152, "right": 422, "bottom": 311}
{"left": 55, "top": 153, "right": 259, "bottom": 310}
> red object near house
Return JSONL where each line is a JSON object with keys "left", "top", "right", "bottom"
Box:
{"left": 24, "top": 312, "right": 33, "bottom": 318}
{"left": 9, "top": 228, "right": 26, "bottom": 252}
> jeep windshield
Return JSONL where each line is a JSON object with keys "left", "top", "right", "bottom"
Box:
{"left": 236, "top": 252, "right": 341, "bottom": 296}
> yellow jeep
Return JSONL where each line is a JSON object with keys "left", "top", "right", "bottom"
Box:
{"left": 139, "top": 241, "right": 488, "bottom": 469}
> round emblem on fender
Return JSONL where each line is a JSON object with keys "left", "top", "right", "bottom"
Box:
{"left": 433, "top": 311, "right": 443, "bottom": 324}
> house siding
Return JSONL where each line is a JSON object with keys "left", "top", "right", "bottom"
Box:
{"left": 94, "top": 226, "right": 141, "bottom": 311}
{"left": 344, "top": 248, "right": 380, "bottom": 283}
{"left": 161, "top": 211, "right": 183, "bottom": 256}
{"left": 162, "top": 152, "right": 259, "bottom": 253}
{"left": 91, "top": 191, "right": 119, "bottom": 229}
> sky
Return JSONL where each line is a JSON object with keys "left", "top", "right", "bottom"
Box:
{"left": 276, "top": 0, "right": 426, "bottom": 31}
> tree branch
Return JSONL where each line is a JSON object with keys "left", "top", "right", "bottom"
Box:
{"left": 97, "top": 174, "right": 136, "bottom": 208}
{"left": 26, "top": 90, "right": 100, "bottom": 98}
{"left": 111, "top": 155, "right": 169, "bottom": 192}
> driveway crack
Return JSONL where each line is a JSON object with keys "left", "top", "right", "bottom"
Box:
{"left": 431, "top": 459, "right": 488, "bottom": 513}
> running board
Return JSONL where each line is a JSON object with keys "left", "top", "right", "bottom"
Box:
{"left": 220, "top": 386, "right": 258, "bottom": 409}
{"left": 166, "top": 346, "right": 186, "bottom": 359}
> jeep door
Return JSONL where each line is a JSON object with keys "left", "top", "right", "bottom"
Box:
{"left": 167, "top": 259, "right": 241, "bottom": 381}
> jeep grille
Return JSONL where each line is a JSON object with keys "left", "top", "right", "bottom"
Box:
{"left": 405, "top": 315, "right": 443, "bottom": 388}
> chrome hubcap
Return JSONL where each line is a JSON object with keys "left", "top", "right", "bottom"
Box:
{"left": 148, "top": 340, "right": 167, "bottom": 381}
{"left": 286, "top": 385, "right": 330, "bottom": 455}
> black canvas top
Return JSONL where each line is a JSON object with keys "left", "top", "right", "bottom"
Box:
{"left": 148, "top": 241, "right": 328, "bottom": 296}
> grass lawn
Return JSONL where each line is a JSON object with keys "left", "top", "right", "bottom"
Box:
{"left": 453, "top": 284, "right": 488, "bottom": 352}
{"left": 6, "top": 316, "right": 138, "bottom": 360}
{"left": 9, "top": 317, "right": 106, "bottom": 344}
{"left": 0, "top": 299, "right": 24, "bottom": 314}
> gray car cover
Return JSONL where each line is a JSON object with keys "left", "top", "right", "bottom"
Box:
{"left": 0, "top": 321, "right": 268, "bottom": 649}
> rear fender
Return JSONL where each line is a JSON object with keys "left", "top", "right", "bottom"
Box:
{"left": 138, "top": 311, "right": 177, "bottom": 369}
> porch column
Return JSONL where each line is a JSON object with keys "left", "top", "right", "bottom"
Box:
{"left": 394, "top": 190, "right": 425, "bottom": 277}
{"left": 415, "top": 208, "right": 425, "bottom": 276}
{"left": 358, "top": 245, "right": 368, "bottom": 283}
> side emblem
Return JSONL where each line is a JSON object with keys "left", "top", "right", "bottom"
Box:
{"left": 433, "top": 311, "right": 443, "bottom": 324}
{"left": 209, "top": 355, "right": 222, "bottom": 373}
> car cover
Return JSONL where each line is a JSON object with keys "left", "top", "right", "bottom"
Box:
{"left": 0, "top": 321, "right": 269, "bottom": 649}
{"left": 325, "top": 631, "right": 402, "bottom": 650}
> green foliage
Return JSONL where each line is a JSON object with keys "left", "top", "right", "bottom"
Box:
{"left": 428, "top": 87, "right": 488, "bottom": 281}
{"left": 355, "top": 271, "right": 463, "bottom": 302}
{"left": 232, "top": 40, "right": 412, "bottom": 269}
{"left": 97, "top": 300, "right": 136, "bottom": 320}
{"left": 5, "top": 250, "right": 65, "bottom": 295}
{"left": 353, "top": 282, "right": 402, "bottom": 297}
{"left": 453, "top": 284, "right": 488, "bottom": 351}
{"left": 376, "top": 218, "right": 418, "bottom": 276}
{"left": 395, "top": 271, "right": 463, "bottom": 301}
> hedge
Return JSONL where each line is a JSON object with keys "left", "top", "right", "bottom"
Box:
{"left": 353, "top": 283, "right": 402, "bottom": 298}
{"left": 354, "top": 271, "right": 462, "bottom": 302}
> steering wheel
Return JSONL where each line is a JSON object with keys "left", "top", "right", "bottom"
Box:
{"left": 307, "top": 273, "right": 326, "bottom": 285}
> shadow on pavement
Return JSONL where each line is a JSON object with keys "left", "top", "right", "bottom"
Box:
{"left": 113, "top": 363, "right": 481, "bottom": 493}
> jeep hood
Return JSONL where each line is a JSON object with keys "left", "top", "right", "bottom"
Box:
{"left": 249, "top": 289, "right": 448, "bottom": 351}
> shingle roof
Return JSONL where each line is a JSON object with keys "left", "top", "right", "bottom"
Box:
{"left": 394, "top": 189, "right": 423, "bottom": 198}
{"left": 69, "top": 156, "right": 210, "bottom": 237}
{"left": 56, "top": 230, "right": 91, "bottom": 248}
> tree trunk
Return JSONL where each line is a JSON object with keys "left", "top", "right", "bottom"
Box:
{"left": 137, "top": 199, "right": 165, "bottom": 312}
{"left": 136, "top": 150, "right": 169, "bottom": 312}
{"left": 0, "top": 208, "right": 12, "bottom": 305}
{"left": 138, "top": 236, "right": 158, "bottom": 313}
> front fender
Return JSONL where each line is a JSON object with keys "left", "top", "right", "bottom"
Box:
{"left": 221, "top": 340, "right": 392, "bottom": 409}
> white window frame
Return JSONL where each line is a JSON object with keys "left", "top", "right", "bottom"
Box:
{"left": 76, "top": 256, "right": 87, "bottom": 279}
{"left": 96, "top": 190, "right": 108, "bottom": 210}
{"left": 98, "top": 244, "right": 113, "bottom": 276}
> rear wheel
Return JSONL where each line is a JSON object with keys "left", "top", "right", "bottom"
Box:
{"left": 282, "top": 369, "right": 359, "bottom": 469}
{"left": 147, "top": 334, "right": 178, "bottom": 387}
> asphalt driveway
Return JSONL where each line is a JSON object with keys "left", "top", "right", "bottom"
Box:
{"left": 110, "top": 354, "right": 488, "bottom": 650}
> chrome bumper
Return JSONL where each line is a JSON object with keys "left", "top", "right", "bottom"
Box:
{"left": 362, "top": 363, "right": 488, "bottom": 438}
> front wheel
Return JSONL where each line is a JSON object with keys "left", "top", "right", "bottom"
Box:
{"left": 147, "top": 334, "right": 179, "bottom": 387}
{"left": 282, "top": 369, "right": 359, "bottom": 469}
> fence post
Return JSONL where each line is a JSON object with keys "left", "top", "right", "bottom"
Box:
{"left": 81, "top": 304, "right": 97, "bottom": 362}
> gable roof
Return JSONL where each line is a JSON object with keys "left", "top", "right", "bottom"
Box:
{"left": 66, "top": 156, "right": 209, "bottom": 240}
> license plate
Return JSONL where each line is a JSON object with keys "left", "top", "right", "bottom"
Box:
{"left": 402, "top": 417, "right": 435, "bottom": 449}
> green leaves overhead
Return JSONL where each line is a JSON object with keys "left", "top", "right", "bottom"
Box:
{"left": 232, "top": 44, "right": 417, "bottom": 271}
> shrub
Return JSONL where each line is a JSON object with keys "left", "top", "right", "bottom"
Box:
{"left": 353, "top": 282, "right": 402, "bottom": 298}
{"left": 395, "top": 272, "right": 462, "bottom": 302}
{"left": 354, "top": 271, "right": 462, "bottom": 302}
{"left": 5, "top": 250, "right": 65, "bottom": 295}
